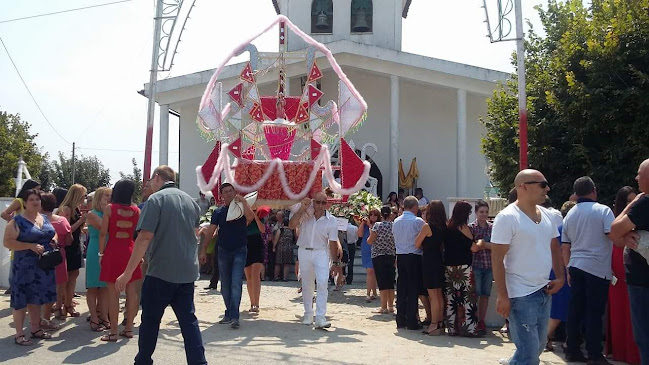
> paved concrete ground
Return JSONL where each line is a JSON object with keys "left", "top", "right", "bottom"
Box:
{"left": 0, "top": 279, "right": 624, "bottom": 364}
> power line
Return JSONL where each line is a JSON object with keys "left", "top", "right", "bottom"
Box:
{"left": 77, "top": 146, "right": 179, "bottom": 153}
{"left": 0, "top": 0, "right": 133, "bottom": 24}
{"left": 0, "top": 36, "right": 71, "bottom": 145}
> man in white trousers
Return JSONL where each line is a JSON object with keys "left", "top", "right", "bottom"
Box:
{"left": 289, "top": 191, "right": 343, "bottom": 329}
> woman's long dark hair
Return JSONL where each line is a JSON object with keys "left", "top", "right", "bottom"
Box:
{"left": 614, "top": 186, "right": 636, "bottom": 217}
{"left": 426, "top": 200, "right": 447, "bottom": 229}
{"left": 17, "top": 179, "right": 40, "bottom": 200}
{"left": 112, "top": 179, "right": 135, "bottom": 206}
{"left": 52, "top": 187, "right": 68, "bottom": 208}
{"left": 448, "top": 201, "right": 472, "bottom": 230}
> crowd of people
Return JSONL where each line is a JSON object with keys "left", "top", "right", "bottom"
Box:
{"left": 3, "top": 160, "right": 649, "bottom": 365}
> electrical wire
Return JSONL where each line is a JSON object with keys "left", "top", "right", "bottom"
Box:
{"left": 0, "top": 0, "right": 133, "bottom": 24}
{"left": 0, "top": 36, "right": 71, "bottom": 145}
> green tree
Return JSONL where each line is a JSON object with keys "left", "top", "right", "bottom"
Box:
{"left": 482, "top": 0, "right": 649, "bottom": 206}
{"left": 38, "top": 153, "right": 55, "bottom": 192}
{"left": 119, "top": 158, "right": 143, "bottom": 203}
{"left": 0, "top": 111, "right": 45, "bottom": 196}
{"left": 53, "top": 152, "right": 111, "bottom": 192}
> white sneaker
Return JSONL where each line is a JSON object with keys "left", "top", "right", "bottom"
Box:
{"left": 498, "top": 358, "right": 511, "bottom": 365}
{"left": 314, "top": 316, "right": 331, "bottom": 329}
{"left": 302, "top": 314, "right": 313, "bottom": 325}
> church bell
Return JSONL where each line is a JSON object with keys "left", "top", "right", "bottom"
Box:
{"left": 352, "top": 9, "right": 370, "bottom": 32}
{"left": 315, "top": 11, "right": 329, "bottom": 29}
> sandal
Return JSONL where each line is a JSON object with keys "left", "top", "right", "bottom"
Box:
{"left": 31, "top": 329, "right": 52, "bottom": 339}
{"left": 372, "top": 308, "right": 389, "bottom": 314}
{"left": 90, "top": 320, "right": 105, "bottom": 332}
{"left": 65, "top": 305, "right": 80, "bottom": 318}
{"left": 545, "top": 337, "right": 554, "bottom": 352}
{"left": 54, "top": 306, "right": 66, "bottom": 320}
{"left": 119, "top": 330, "right": 134, "bottom": 339}
{"left": 100, "top": 319, "right": 111, "bottom": 330}
{"left": 101, "top": 333, "right": 118, "bottom": 342}
{"left": 365, "top": 295, "right": 372, "bottom": 303}
{"left": 14, "top": 335, "right": 33, "bottom": 346}
{"left": 40, "top": 319, "right": 61, "bottom": 331}
{"left": 423, "top": 321, "right": 445, "bottom": 336}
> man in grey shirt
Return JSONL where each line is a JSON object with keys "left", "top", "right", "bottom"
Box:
{"left": 392, "top": 196, "right": 425, "bottom": 330}
{"left": 115, "top": 166, "right": 206, "bottom": 365}
{"left": 561, "top": 176, "right": 614, "bottom": 364}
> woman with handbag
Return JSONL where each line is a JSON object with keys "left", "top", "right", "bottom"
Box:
{"left": 3, "top": 189, "right": 59, "bottom": 346}
{"left": 40, "top": 193, "right": 72, "bottom": 328}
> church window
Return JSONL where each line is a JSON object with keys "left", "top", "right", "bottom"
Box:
{"left": 311, "top": 0, "right": 333, "bottom": 34}
{"left": 351, "top": 0, "right": 373, "bottom": 33}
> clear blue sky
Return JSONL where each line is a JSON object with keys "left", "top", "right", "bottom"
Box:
{"left": 0, "top": 0, "right": 547, "bottom": 185}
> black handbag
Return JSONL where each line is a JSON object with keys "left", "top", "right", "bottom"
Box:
{"left": 38, "top": 249, "right": 63, "bottom": 270}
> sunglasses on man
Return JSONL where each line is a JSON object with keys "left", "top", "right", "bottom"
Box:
{"left": 523, "top": 181, "right": 550, "bottom": 189}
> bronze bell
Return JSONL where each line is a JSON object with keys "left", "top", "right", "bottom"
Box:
{"left": 352, "top": 9, "right": 370, "bottom": 32}
{"left": 315, "top": 11, "right": 329, "bottom": 29}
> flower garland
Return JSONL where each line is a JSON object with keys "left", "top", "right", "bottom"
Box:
{"left": 329, "top": 190, "right": 382, "bottom": 219}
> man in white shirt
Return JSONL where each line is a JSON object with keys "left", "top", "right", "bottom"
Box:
{"left": 289, "top": 192, "right": 343, "bottom": 329}
{"left": 562, "top": 177, "right": 614, "bottom": 365}
{"left": 491, "top": 169, "right": 565, "bottom": 365}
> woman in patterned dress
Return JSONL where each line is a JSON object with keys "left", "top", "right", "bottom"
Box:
{"left": 3, "top": 189, "right": 58, "bottom": 346}
{"left": 367, "top": 206, "right": 397, "bottom": 314}
{"left": 273, "top": 214, "right": 295, "bottom": 281}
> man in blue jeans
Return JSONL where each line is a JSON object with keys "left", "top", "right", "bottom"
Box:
{"left": 469, "top": 200, "right": 493, "bottom": 336}
{"left": 199, "top": 183, "right": 253, "bottom": 329}
{"left": 491, "top": 169, "right": 565, "bottom": 365}
{"left": 115, "top": 165, "right": 206, "bottom": 365}
{"left": 611, "top": 158, "right": 649, "bottom": 364}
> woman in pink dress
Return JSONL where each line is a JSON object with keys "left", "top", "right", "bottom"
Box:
{"left": 99, "top": 179, "right": 141, "bottom": 342}
{"left": 40, "top": 193, "right": 72, "bottom": 328}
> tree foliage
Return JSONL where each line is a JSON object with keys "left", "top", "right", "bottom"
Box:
{"left": 0, "top": 111, "right": 45, "bottom": 197}
{"left": 119, "top": 158, "right": 143, "bottom": 203}
{"left": 53, "top": 152, "right": 111, "bottom": 192}
{"left": 482, "top": 0, "right": 649, "bottom": 206}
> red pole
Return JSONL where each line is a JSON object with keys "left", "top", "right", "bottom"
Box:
{"left": 515, "top": 0, "right": 528, "bottom": 170}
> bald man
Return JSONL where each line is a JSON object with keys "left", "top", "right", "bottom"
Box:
{"left": 611, "top": 158, "right": 649, "bottom": 364}
{"left": 491, "top": 169, "right": 565, "bottom": 365}
{"left": 289, "top": 192, "right": 343, "bottom": 329}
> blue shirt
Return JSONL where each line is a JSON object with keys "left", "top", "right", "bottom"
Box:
{"left": 392, "top": 211, "right": 426, "bottom": 255}
{"left": 210, "top": 205, "right": 247, "bottom": 251}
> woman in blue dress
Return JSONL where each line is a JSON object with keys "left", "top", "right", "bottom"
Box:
{"left": 86, "top": 187, "right": 111, "bottom": 331}
{"left": 3, "top": 189, "right": 58, "bottom": 346}
{"left": 358, "top": 209, "right": 380, "bottom": 302}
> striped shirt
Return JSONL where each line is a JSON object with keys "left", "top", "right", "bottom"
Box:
{"left": 392, "top": 211, "right": 426, "bottom": 255}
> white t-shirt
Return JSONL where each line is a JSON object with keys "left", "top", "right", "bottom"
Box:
{"left": 561, "top": 201, "right": 614, "bottom": 279}
{"left": 491, "top": 204, "right": 559, "bottom": 298}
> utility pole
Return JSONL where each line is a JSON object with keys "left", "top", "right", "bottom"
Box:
{"left": 514, "top": 0, "right": 527, "bottom": 170}
{"left": 143, "top": 0, "right": 163, "bottom": 189}
{"left": 71, "top": 142, "right": 76, "bottom": 184}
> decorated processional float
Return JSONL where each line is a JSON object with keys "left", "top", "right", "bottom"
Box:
{"left": 195, "top": 15, "right": 373, "bottom": 209}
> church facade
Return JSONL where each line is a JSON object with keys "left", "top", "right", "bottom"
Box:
{"left": 150, "top": 0, "right": 509, "bottom": 203}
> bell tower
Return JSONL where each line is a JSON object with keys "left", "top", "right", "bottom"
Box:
{"left": 272, "top": 0, "right": 412, "bottom": 52}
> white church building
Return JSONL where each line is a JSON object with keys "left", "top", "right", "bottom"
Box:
{"left": 149, "top": 0, "right": 509, "bottom": 203}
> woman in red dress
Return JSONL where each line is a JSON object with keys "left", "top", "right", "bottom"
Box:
{"left": 607, "top": 186, "right": 641, "bottom": 364}
{"left": 98, "top": 179, "right": 141, "bottom": 342}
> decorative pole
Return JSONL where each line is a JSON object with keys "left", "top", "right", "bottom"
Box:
{"left": 143, "top": 0, "right": 163, "bottom": 187}
{"left": 514, "top": 0, "right": 527, "bottom": 170}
